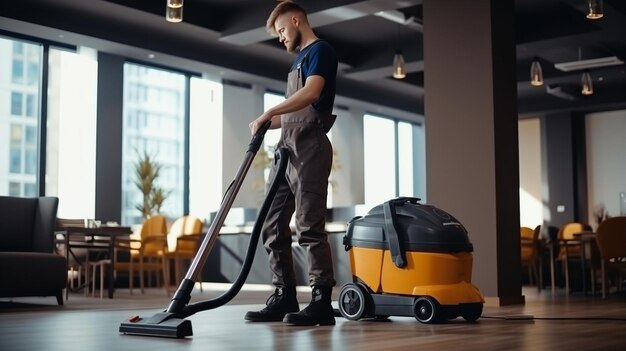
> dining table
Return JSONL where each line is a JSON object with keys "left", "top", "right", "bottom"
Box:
{"left": 61, "top": 225, "right": 133, "bottom": 299}
{"left": 549, "top": 231, "right": 597, "bottom": 295}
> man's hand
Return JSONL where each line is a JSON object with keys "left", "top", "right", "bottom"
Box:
{"left": 249, "top": 114, "right": 267, "bottom": 136}
{"left": 250, "top": 113, "right": 280, "bottom": 135}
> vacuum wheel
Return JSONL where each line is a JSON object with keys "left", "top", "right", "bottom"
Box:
{"left": 413, "top": 296, "right": 440, "bottom": 324}
{"left": 461, "top": 303, "right": 483, "bottom": 322}
{"left": 338, "top": 283, "right": 371, "bottom": 320}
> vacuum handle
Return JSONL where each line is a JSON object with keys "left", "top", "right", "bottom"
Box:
{"left": 383, "top": 197, "right": 415, "bottom": 268}
{"left": 248, "top": 120, "right": 272, "bottom": 153}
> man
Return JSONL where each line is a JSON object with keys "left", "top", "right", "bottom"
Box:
{"left": 245, "top": 1, "right": 338, "bottom": 326}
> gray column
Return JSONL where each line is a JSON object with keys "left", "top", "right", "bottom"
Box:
{"left": 95, "top": 52, "right": 124, "bottom": 223}
{"left": 423, "top": 0, "right": 522, "bottom": 304}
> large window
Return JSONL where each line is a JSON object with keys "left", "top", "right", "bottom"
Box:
{"left": 0, "top": 37, "right": 42, "bottom": 197}
{"left": 45, "top": 47, "right": 98, "bottom": 218}
{"left": 189, "top": 77, "right": 223, "bottom": 219}
{"left": 363, "top": 114, "right": 423, "bottom": 206}
{"left": 121, "top": 62, "right": 186, "bottom": 225}
{"left": 262, "top": 92, "right": 284, "bottom": 165}
{"left": 363, "top": 115, "right": 397, "bottom": 205}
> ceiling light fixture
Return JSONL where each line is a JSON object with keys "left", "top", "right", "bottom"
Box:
{"left": 393, "top": 50, "right": 406, "bottom": 79}
{"left": 530, "top": 57, "right": 544, "bottom": 86}
{"left": 166, "top": 0, "right": 183, "bottom": 23}
{"left": 581, "top": 70, "right": 594, "bottom": 95}
{"left": 586, "top": 0, "right": 604, "bottom": 20}
{"left": 554, "top": 56, "right": 623, "bottom": 71}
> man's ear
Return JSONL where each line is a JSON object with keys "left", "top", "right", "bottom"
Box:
{"left": 291, "top": 14, "right": 300, "bottom": 27}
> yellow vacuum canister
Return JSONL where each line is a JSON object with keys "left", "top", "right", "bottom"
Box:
{"left": 338, "top": 197, "right": 484, "bottom": 323}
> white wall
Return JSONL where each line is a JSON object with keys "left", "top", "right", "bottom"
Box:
{"left": 586, "top": 109, "right": 626, "bottom": 227}
{"left": 330, "top": 107, "right": 365, "bottom": 207}
{"left": 222, "top": 83, "right": 265, "bottom": 209}
{"left": 518, "top": 118, "right": 542, "bottom": 228}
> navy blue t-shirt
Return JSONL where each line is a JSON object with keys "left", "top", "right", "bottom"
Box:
{"left": 289, "top": 39, "right": 337, "bottom": 112}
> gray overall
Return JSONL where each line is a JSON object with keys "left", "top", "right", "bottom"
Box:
{"left": 262, "top": 59, "right": 336, "bottom": 288}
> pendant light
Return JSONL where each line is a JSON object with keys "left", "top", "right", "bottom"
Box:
{"left": 393, "top": 49, "right": 406, "bottom": 79}
{"left": 392, "top": 24, "right": 406, "bottom": 80}
{"left": 530, "top": 57, "right": 544, "bottom": 86}
{"left": 166, "top": 0, "right": 183, "bottom": 23}
{"left": 586, "top": 0, "right": 604, "bottom": 20}
{"left": 581, "top": 70, "right": 594, "bottom": 95}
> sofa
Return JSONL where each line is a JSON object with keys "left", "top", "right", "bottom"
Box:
{"left": 0, "top": 196, "right": 67, "bottom": 305}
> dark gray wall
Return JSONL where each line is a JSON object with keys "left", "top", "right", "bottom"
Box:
{"left": 541, "top": 112, "right": 588, "bottom": 234}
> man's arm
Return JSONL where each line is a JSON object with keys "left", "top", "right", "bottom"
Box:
{"left": 249, "top": 75, "right": 325, "bottom": 135}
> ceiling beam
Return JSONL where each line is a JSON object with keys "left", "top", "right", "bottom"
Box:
{"left": 219, "top": 0, "right": 423, "bottom": 45}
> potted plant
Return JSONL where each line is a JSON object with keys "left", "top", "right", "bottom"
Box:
{"left": 134, "top": 151, "right": 168, "bottom": 219}
{"left": 593, "top": 204, "right": 610, "bottom": 229}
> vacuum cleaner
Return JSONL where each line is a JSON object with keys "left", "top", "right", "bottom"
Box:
{"left": 337, "top": 197, "right": 484, "bottom": 324}
{"left": 119, "top": 121, "right": 288, "bottom": 338}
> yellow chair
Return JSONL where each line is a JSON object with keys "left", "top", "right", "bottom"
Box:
{"left": 114, "top": 215, "right": 169, "bottom": 295}
{"left": 558, "top": 222, "right": 592, "bottom": 292}
{"left": 165, "top": 216, "right": 204, "bottom": 291}
{"left": 595, "top": 216, "right": 626, "bottom": 299}
{"left": 521, "top": 226, "right": 542, "bottom": 291}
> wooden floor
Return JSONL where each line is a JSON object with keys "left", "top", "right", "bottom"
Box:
{"left": 2, "top": 284, "right": 626, "bottom": 351}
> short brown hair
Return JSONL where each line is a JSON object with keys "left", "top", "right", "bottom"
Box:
{"left": 266, "top": 1, "right": 308, "bottom": 35}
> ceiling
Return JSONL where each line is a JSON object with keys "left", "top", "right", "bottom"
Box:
{"left": 1, "top": 0, "right": 626, "bottom": 117}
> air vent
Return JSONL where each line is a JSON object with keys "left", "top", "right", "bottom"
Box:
{"left": 554, "top": 56, "right": 623, "bottom": 72}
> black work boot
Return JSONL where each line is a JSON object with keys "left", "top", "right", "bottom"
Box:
{"left": 244, "top": 287, "right": 299, "bottom": 322}
{"left": 283, "top": 286, "right": 335, "bottom": 326}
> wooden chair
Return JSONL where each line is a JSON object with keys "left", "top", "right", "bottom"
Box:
{"left": 165, "top": 215, "right": 204, "bottom": 291}
{"left": 114, "top": 215, "right": 169, "bottom": 295}
{"left": 521, "top": 225, "right": 543, "bottom": 291}
{"left": 595, "top": 216, "right": 626, "bottom": 299}
{"left": 558, "top": 222, "right": 592, "bottom": 293}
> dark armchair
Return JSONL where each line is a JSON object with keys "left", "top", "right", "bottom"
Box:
{"left": 0, "top": 196, "right": 67, "bottom": 305}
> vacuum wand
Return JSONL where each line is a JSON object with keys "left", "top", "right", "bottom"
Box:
{"left": 172, "top": 120, "right": 271, "bottom": 310}
{"left": 119, "top": 121, "right": 284, "bottom": 338}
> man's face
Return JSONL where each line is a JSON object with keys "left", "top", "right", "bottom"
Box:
{"left": 274, "top": 13, "right": 301, "bottom": 54}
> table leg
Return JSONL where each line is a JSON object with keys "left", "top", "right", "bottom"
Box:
{"left": 108, "top": 238, "right": 115, "bottom": 299}
{"left": 549, "top": 244, "right": 555, "bottom": 293}
{"left": 66, "top": 232, "right": 70, "bottom": 300}
{"left": 580, "top": 240, "right": 588, "bottom": 295}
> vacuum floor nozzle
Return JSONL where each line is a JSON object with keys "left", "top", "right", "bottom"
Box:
{"left": 119, "top": 312, "right": 192, "bottom": 338}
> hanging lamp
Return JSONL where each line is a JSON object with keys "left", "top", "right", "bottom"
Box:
{"left": 166, "top": 0, "right": 183, "bottom": 23}
{"left": 392, "top": 50, "right": 406, "bottom": 79}
{"left": 586, "top": 0, "right": 604, "bottom": 20}
{"left": 530, "top": 57, "right": 544, "bottom": 86}
{"left": 581, "top": 70, "right": 594, "bottom": 95}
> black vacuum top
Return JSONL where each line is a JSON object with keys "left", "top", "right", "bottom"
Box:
{"left": 344, "top": 199, "right": 474, "bottom": 253}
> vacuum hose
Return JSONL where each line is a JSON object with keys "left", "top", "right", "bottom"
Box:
{"left": 174, "top": 146, "right": 289, "bottom": 318}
